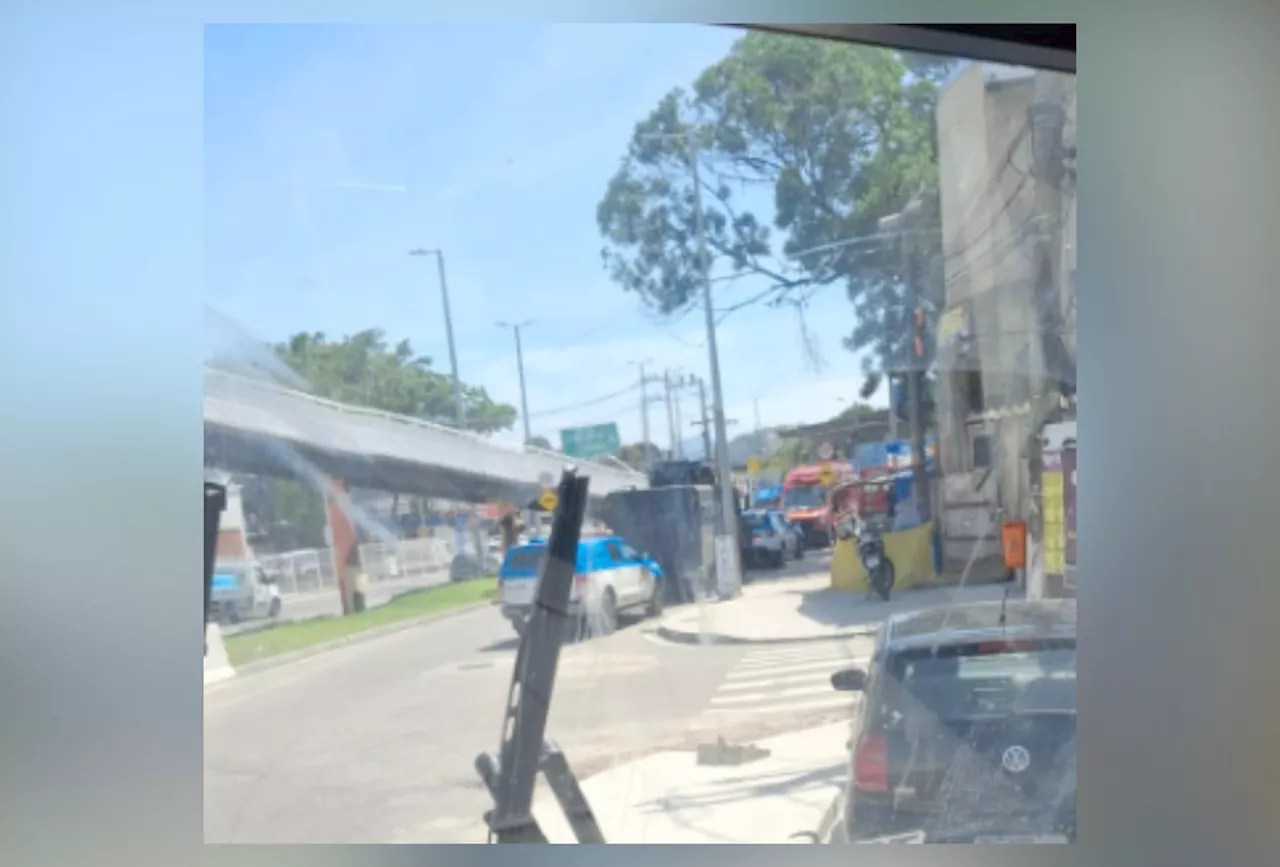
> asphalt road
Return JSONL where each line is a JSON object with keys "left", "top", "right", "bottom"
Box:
{"left": 205, "top": 601, "right": 746, "bottom": 842}
{"left": 204, "top": 554, "right": 865, "bottom": 844}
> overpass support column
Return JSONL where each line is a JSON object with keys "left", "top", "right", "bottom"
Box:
{"left": 324, "top": 476, "right": 358, "bottom": 616}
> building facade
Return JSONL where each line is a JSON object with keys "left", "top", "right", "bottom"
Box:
{"left": 933, "top": 63, "right": 1078, "bottom": 569}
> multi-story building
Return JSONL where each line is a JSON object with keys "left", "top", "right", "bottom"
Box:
{"left": 932, "top": 63, "right": 1077, "bottom": 570}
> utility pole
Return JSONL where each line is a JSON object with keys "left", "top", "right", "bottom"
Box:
{"left": 496, "top": 320, "right": 534, "bottom": 443}
{"left": 888, "top": 374, "right": 899, "bottom": 440}
{"left": 672, "top": 373, "right": 685, "bottom": 458}
{"left": 631, "top": 361, "right": 653, "bottom": 470}
{"left": 409, "top": 248, "right": 465, "bottom": 429}
{"left": 697, "top": 377, "right": 713, "bottom": 465}
{"left": 688, "top": 139, "right": 740, "bottom": 594}
{"left": 881, "top": 199, "right": 931, "bottom": 522}
{"left": 662, "top": 370, "right": 679, "bottom": 459}
{"left": 640, "top": 127, "right": 740, "bottom": 595}
{"left": 907, "top": 268, "right": 931, "bottom": 522}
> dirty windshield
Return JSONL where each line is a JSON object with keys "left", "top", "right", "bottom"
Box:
{"left": 203, "top": 24, "right": 1077, "bottom": 844}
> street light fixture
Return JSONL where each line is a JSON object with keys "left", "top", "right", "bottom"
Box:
{"left": 409, "top": 247, "right": 465, "bottom": 430}
{"left": 496, "top": 320, "right": 535, "bottom": 444}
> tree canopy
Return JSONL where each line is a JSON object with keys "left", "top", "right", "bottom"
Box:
{"left": 597, "top": 31, "right": 954, "bottom": 383}
{"left": 276, "top": 329, "right": 518, "bottom": 434}
{"left": 617, "top": 441, "right": 664, "bottom": 470}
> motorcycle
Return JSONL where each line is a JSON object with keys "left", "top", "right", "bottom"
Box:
{"left": 835, "top": 514, "right": 894, "bottom": 601}
{"left": 857, "top": 518, "right": 895, "bottom": 601}
{"left": 830, "top": 479, "right": 896, "bottom": 602}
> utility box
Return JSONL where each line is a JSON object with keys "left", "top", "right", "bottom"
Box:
{"left": 600, "top": 485, "right": 717, "bottom": 604}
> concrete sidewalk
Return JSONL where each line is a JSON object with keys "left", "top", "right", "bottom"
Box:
{"left": 657, "top": 574, "right": 1015, "bottom": 645}
{"left": 532, "top": 721, "right": 851, "bottom": 844}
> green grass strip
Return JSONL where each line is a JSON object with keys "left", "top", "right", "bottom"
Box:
{"left": 224, "top": 577, "right": 498, "bottom": 667}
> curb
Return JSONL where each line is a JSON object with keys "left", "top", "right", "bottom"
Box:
{"left": 229, "top": 599, "right": 498, "bottom": 678}
{"left": 655, "top": 620, "right": 879, "bottom": 647}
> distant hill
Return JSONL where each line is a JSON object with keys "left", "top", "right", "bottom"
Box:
{"left": 679, "top": 429, "right": 783, "bottom": 468}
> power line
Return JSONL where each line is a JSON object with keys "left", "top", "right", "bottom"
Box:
{"left": 526, "top": 382, "right": 640, "bottom": 419}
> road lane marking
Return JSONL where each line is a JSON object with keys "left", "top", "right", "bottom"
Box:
{"left": 703, "top": 694, "right": 858, "bottom": 716}
{"left": 710, "top": 683, "right": 834, "bottom": 705}
{"left": 719, "top": 670, "right": 836, "bottom": 692}
{"left": 699, "top": 642, "right": 872, "bottom": 720}
{"left": 727, "top": 658, "right": 856, "bottom": 680}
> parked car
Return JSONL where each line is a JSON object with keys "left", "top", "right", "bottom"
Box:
{"left": 742, "top": 508, "right": 802, "bottom": 568}
{"left": 774, "top": 511, "right": 806, "bottom": 560}
{"left": 825, "top": 598, "right": 1077, "bottom": 844}
{"left": 497, "top": 534, "right": 665, "bottom": 637}
{"left": 209, "top": 559, "right": 282, "bottom": 624}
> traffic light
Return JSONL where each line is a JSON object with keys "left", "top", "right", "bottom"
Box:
{"left": 913, "top": 305, "right": 927, "bottom": 360}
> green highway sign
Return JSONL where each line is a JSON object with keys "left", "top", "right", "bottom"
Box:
{"left": 560, "top": 423, "right": 622, "bottom": 461}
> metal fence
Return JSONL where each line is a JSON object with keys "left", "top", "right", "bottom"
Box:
{"left": 259, "top": 536, "right": 457, "bottom": 595}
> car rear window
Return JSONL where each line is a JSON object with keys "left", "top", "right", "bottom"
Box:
{"left": 744, "top": 513, "right": 770, "bottom": 530}
{"left": 502, "top": 547, "right": 546, "bottom": 574}
{"left": 882, "top": 642, "right": 1076, "bottom": 722}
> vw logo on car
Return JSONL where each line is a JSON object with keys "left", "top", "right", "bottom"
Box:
{"left": 1001, "top": 744, "right": 1032, "bottom": 774}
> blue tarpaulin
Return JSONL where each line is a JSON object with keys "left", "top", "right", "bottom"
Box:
{"left": 754, "top": 486, "right": 781, "bottom": 504}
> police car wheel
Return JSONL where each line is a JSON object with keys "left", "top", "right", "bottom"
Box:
{"left": 596, "top": 590, "right": 618, "bottom": 635}
{"left": 646, "top": 582, "right": 664, "bottom": 618}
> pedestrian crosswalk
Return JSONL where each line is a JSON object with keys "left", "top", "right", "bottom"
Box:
{"left": 700, "top": 636, "right": 877, "bottom": 719}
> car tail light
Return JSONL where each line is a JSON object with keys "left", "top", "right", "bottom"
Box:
{"left": 853, "top": 733, "right": 889, "bottom": 793}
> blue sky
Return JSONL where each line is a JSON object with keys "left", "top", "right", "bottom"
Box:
{"left": 204, "top": 23, "right": 888, "bottom": 451}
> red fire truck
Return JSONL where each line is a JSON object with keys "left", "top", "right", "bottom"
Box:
{"left": 781, "top": 462, "right": 855, "bottom": 549}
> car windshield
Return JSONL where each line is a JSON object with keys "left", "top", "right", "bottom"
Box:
{"left": 203, "top": 24, "right": 1076, "bottom": 844}
{"left": 783, "top": 486, "right": 828, "bottom": 509}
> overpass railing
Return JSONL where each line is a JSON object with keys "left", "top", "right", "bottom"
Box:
{"left": 204, "top": 368, "right": 648, "bottom": 496}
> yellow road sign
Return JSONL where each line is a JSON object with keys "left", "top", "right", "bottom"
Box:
{"left": 746, "top": 457, "right": 760, "bottom": 475}
{"left": 538, "top": 489, "right": 559, "bottom": 511}
{"left": 818, "top": 463, "right": 837, "bottom": 487}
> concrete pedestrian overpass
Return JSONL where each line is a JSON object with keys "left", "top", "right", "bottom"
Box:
{"left": 203, "top": 368, "right": 648, "bottom": 506}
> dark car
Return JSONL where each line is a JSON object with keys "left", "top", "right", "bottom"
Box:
{"left": 825, "top": 598, "right": 1076, "bottom": 844}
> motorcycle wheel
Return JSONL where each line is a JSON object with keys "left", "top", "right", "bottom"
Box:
{"left": 871, "top": 560, "right": 895, "bottom": 601}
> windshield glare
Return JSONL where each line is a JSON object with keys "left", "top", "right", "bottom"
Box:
{"left": 203, "top": 23, "right": 1076, "bottom": 845}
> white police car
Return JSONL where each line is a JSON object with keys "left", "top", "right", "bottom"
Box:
{"left": 498, "top": 535, "right": 665, "bottom": 637}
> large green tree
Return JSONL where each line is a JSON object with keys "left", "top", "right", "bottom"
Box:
{"left": 597, "top": 31, "right": 954, "bottom": 386}
{"left": 276, "top": 329, "right": 518, "bottom": 433}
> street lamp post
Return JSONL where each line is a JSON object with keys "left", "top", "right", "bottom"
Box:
{"left": 409, "top": 248, "right": 465, "bottom": 430}
{"left": 497, "top": 320, "right": 535, "bottom": 444}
